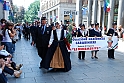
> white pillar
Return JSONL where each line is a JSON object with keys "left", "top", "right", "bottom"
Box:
{"left": 97, "top": 0, "right": 102, "bottom": 24}
{"left": 58, "top": 7, "right": 60, "bottom": 22}
{"left": 107, "top": 0, "right": 115, "bottom": 30}
{"left": 48, "top": 12, "right": 50, "bottom": 25}
{"left": 4, "top": 10, "right": 9, "bottom": 20}
{"left": 52, "top": 10, "right": 54, "bottom": 22}
{"left": 58, "top": 6, "right": 64, "bottom": 23}
{"left": 75, "top": 0, "right": 82, "bottom": 28}
{"left": 45, "top": 13, "right": 47, "bottom": 18}
{"left": 102, "top": 8, "right": 105, "bottom": 34}
{"left": 92, "top": 0, "right": 98, "bottom": 24}
{"left": 56, "top": 8, "right": 58, "bottom": 22}
{"left": 87, "top": 0, "right": 92, "bottom": 27}
{"left": 117, "top": 0, "right": 123, "bottom": 27}
{"left": 59, "top": 8, "right": 64, "bottom": 23}
{"left": 0, "top": 3, "right": 4, "bottom": 19}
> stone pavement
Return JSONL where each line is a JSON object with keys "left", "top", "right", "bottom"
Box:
{"left": 7, "top": 38, "right": 124, "bottom": 83}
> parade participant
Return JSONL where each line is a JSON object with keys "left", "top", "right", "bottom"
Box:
{"left": 91, "top": 23, "right": 102, "bottom": 59}
{"left": 89, "top": 24, "right": 95, "bottom": 37}
{"left": 31, "top": 17, "right": 51, "bottom": 68}
{"left": 25, "top": 22, "right": 30, "bottom": 40}
{"left": 107, "top": 22, "right": 118, "bottom": 59}
{"left": 42, "top": 22, "right": 71, "bottom": 72}
{"left": 77, "top": 24, "right": 88, "bottom": 60}
{"left": 30, "top": 22, "right": 36, "bottom": 40}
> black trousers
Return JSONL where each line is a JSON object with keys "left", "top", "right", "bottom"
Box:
{"left": 25, "top": 33, "right": 30, "bottom": 40}
{"left": 108, "top": 49, "right": 115, "bottom": 58}
{"left": 78, "top": 51, "right": 85, "bottom": 59}
{"left": 0, "top": 73, "right": 7, "bottom": 83}
{"left": 37, "top": 47, "right": 48, "bottom": 67}
{"left": 3, "top": 66, "right": 14, "bottom": 75}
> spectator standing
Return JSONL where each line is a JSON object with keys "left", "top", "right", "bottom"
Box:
{"left": 1, "top": 22, "right": 16, "bottom": 54}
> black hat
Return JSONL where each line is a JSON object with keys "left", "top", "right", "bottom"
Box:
{"left": 79, "top": 23, "right": 82, "bottom": 27}
{"left": 41, "top": 17, "right": 46, "bottom": 20}
{"left": 95, "top": 23, "right": 99, "bottom": 26}
{"left": 81, "top": 24, "right": 85, "bottom": 27}
{"left": 112, "top": 22, "right": 117, "bottom": 25}
{"left": 55, "top": 22, "right": 59, "bottom": 25}
{"left": 51, "top": 23, "right": 54, "bottom": 27}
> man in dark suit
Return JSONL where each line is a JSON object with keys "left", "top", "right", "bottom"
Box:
{"left": 30, "top": 22, "right": 36, "bottom": 40}
{"left": 31, "top": 17, "right": 52, "bottom": 68}
{"left": 107, "top": 22, "right": 118, "bottom": 59}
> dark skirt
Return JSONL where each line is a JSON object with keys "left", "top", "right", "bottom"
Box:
{"left": 42, "top": 40, "right": 71, "bottom": 72}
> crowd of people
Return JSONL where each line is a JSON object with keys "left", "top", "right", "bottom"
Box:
{"left": 0, "top": 17, "right": 124, "bottom": 82}
{"left": 28, "top": 17, "right": 122, "bottom": 73}
{"left": 0, "top": 19, "right": 23, "bottom": 83}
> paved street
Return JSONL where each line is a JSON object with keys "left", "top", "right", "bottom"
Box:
{"left": 7, "top": 38, "right": 124, "bottom": 83}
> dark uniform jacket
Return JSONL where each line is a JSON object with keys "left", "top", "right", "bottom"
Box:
{"left": 89, "top": 28, "right": 95, "bottom": 37}
{"left": 32, "top": 25, "right": 52, "bottom": 48}
{"left": 107, "top": 28, "right": 118, "bottom": 36}
{"left": 77, "top": 29, "right": 88, "bottom": 37}
{"left": 94, "top": 29, "right": 102, "bottom": 37}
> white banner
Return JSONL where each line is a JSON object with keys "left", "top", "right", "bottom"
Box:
{"left": 70, "top": 36, "right": 118, "bottom": 52}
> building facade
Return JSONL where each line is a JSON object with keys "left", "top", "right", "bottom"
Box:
{"left": 0, "top": 1, "right": 4, "bottom": 19}
{"left": 40, "top": 0, "right": 76, "bottom": 24}
{"left": 0, "top": 0, "right": 14, "bottom": 21}
{"left": 77, "top": 0, "right": 124, "bottom": 30}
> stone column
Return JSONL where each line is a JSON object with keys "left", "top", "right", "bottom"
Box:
{"left": 102, "top": 2, "right": 105, "bottom": 35}
{"left": 58, "top": 6, "right": 60, "bottom": 22}
{"left": 58, "top": 6, "right": 64, "bottom": 23}
{"left": 52, "top": 10, "right": 54, "bottom": 22}
{"left": 92, "top": 0, "right": 98, "bottom": 24}
{"left": 48, "top": 12, "right": 50, "bottom": 25}
{"left": 55, "top": 8, "right": 58, "bottom": 22}
{"left": 87, "top": 0, "right": 92, "bottom": 27}
{"left": 0, "top": 3, "right": 4, "bottom": 19}
{"left": 117, "top": 0, "right": 123, "bottom": 27}
{"left": 107, "top": 0, "right": 115, "bottom": 30}
{"left": 4, "top": 10, "right": 9, "bottom": 20}
{"left": 97, "top": 0, "right": 102, "bottom": 24}
{"left": 75, "top": 0, "right": 82, "bottom": 27}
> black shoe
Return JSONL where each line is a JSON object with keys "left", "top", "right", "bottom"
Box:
{"left": 78, "top": 57, "right": 81, "bottom": 60}
{"left": 111, "top": 57, "right": 115, "bottom": 59}
{"left": 39, "top": 66, "right": 42, "bottom": 69}
{"left": 82, "top": 58, "right": 85, "bottom": 60}
{"left": 42, "top": 68, "right": 48, "bottom": 73}
{"left": 95, "top": 56, "right": 98, "bottom": 59}
{"left": 108, "top": 57, "right": 111, "bottom": 59}
{"left": 91, "top": 56, "right": 94, "bottom": 59}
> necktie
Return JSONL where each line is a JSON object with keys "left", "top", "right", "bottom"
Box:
{"left": 41, "top": 26, "right": 44, "bottom": 34}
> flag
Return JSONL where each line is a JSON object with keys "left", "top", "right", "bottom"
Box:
{"left": 104, "top": 0, "right": 110, "bottom": 12}
{"left": 3, "top": 1, "right": 10, "bottom": 11}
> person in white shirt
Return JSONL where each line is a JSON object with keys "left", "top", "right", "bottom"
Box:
{"left": 42, "top": 22, "right": 71, "bottom": 72}
{"left": 1, "top": 22, "right": 16, "bottom": 54}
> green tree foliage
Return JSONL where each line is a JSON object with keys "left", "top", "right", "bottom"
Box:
{"left": 13, "top": 5, "right": 25, "bottom": 23}
{"left": 24, "top": 0, "right": 40, "bottom": 22}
